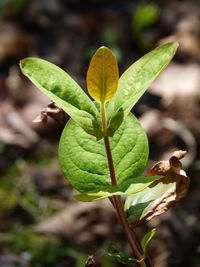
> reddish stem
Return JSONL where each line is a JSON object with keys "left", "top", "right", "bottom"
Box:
{"left": 100, "top": 102, "right": 152, "bottom": 267}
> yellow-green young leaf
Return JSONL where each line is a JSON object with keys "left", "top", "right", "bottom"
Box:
{"left": 87, "top": 46, "right": 119, "bottom": 103}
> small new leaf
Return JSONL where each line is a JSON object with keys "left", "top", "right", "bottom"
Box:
{"left": 75, "top": 176, "right": 162, "bottom": 202}
{"left": 141, "top": 228, "right": 156, "bottom": 257}
{"left": 108, "top": 246, "right": 139, "bottom": 264}
{"left": 106, "top": 108, "right": 124, "bottom": 137}
{"left": 87, "top": 46, "right": 119, "bottom": 103}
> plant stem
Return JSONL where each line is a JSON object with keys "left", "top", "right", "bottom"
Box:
{"left": 104, "top": 136, "right": 146, "bottom": 267}
{"left": 101, "top": 102, "right": 152, "bottom": 267}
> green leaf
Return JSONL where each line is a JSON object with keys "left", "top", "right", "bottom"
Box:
{"left": 125, "top": 181, "right": 176, "bottom": 224}
{"left": 108, "top": 246, "right": 139, "bottom": 264}
{"left": 87, "top": 46, "right": 119, "bottom": 103}
{"left": 59, "top": 113, "right": 148, "bottom": 193}
{"left": 141, "top": 228, "right": 156, "bottom": 257}
{"left": 75, "top": 176, "right": 162, "bottom": 202}
{"left": 20, "top": 58, "right": 102, "bottom": 138}
{"left": 107, "top": 42, "right": 178, "bottom": 122}
{"left": 132, "top": 3, "right": 160, "bottom": 37}
{"left": 106, "top": 108, "right": 124, "bottom": 137}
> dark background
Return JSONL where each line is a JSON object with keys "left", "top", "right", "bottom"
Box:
{"left": 0, "top": 0, "right": 200, "bottom": 266}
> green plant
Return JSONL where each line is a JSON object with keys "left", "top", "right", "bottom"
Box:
{"left": 132, "top": 3, "right": 160, "bottom": 50}
{"left": 20, "top": 43, "right": 189, "bottom": 266}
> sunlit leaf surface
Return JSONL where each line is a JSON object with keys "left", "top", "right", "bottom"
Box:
{"left": 75, "top": 176, "right": 161, "bottom": 202}
{"left": 59, "top": 113, "right": 148, "bottom": 193}
{"left": 107, "top": 42, "right": 179, "bottom": 122}
{"left": 87, "top": 46, "right": 119, "bottom": 103}
{"left": 20, "top": 58, "right": 102, "bottom": 138}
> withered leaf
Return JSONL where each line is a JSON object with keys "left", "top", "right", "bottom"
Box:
{"left": 33, "top": 111, "right": 48, "bottom": 123}
{"left": 33, "top": 102, "right": 68, "bottom": 124}
{"left": 125, "top": 150, "right": 190, "bottom": 226}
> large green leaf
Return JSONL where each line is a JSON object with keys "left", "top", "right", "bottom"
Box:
{"left": 107, "top": 42, "right": 178, "bottom": 122}
{"left": 75, "top": 176, "right": 161, "bottom": 202}
{"left": 20, "top": 58, "right": 102, "bottom": 138}
{"left": 59, "top": 113, "right": 148, "bottom": 193}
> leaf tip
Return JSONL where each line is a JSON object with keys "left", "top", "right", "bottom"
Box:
{"left": 152, "top": 228, "right": 157, "bottom": 234}
{"left": 19, "top": 58, "right": 26, "bottom": 69}
{"left": 165, "top": 41, "right": 179, "bottom": 53}
{"left": 171, "top": 41, "right": 179, "bottom": 51}
{"left": 174, "top": 41, "right": 179, "bottom": 47}
{"left": 99, "top": 45, "right": 108, "bottom": 50}
{"left": 19, "top": 58, "right": 32, "bottom": 73}
{"left": 97, "top": 46, "right": 112, "bottom": 53}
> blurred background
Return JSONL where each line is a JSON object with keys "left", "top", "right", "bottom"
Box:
{"left": 0, "top": 0, "right": 200, "bottom": 266}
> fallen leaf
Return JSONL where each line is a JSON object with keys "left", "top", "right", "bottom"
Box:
{"left": 33, "top": 102, "right": 68, "bottom": 124}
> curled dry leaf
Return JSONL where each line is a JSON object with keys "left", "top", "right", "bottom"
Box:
{"left": 33, "top": 102, "right": 68, "bottom": 124}
{"left": 125, "top": 150, "right": 190, "bottom": 226}
{"left": 33, "top": 111, "right": 48, "bottom": 123}
{"left": 146, "top": 150, "right": 190, "bottom": 220}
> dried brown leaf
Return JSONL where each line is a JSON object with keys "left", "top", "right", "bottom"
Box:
{"left": 33, "top": 112, "right": 48, "bottom": 123}
{"left": 33, "top": 102, "right": 68, "bottom": 124}
{"left": 126, "top": 150, "right": 190, "bottom": 226}
{"left": 145, "top": 150, "right": 190, "bottom": 220}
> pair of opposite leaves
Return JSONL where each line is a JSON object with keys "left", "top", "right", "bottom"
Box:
{"left": 20, "top": 43, "right": 178, "bottom": 140}
{"left": 20, "top": 43, "right": 190, "bottom": 225}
